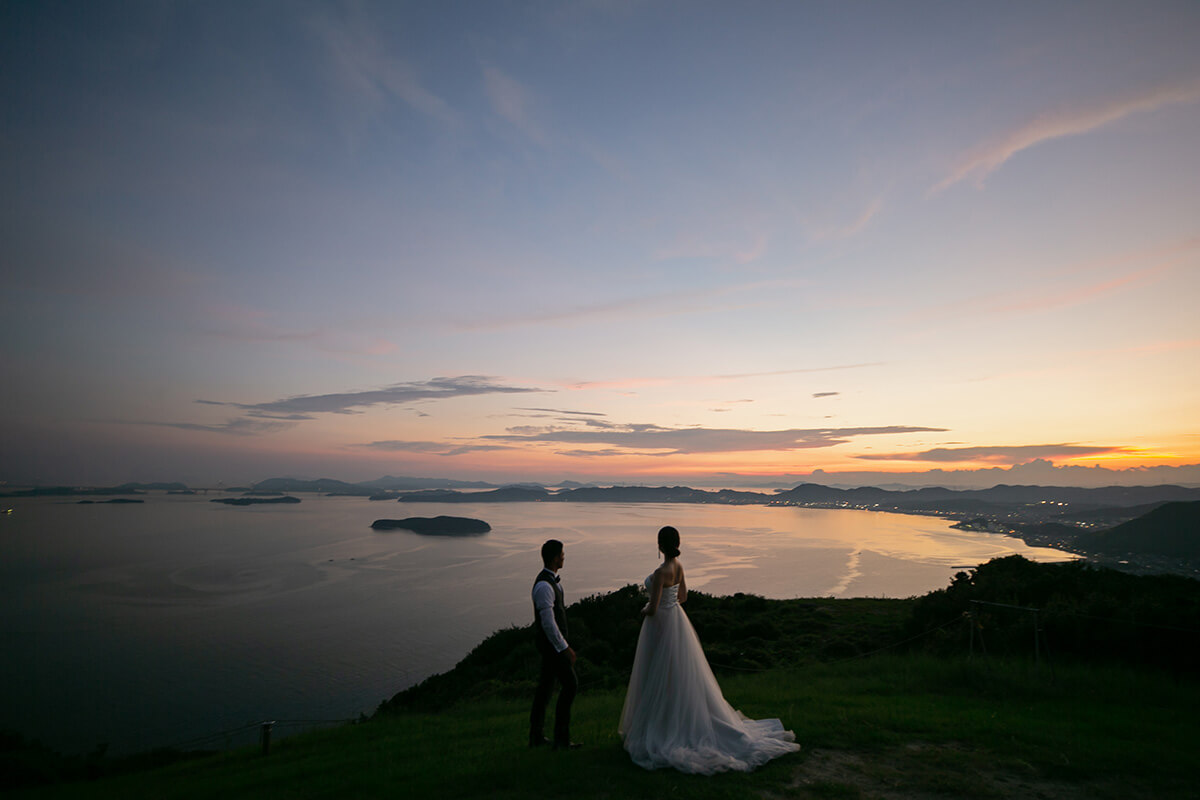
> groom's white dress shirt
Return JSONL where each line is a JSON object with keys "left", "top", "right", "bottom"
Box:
{"left": 533, "top": 571, "right": 569, "bottom": 653}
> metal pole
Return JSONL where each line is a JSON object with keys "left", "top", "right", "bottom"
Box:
{"left": 968, "top": 602, "right": 975, "bottom": 659}
{"left": 1033, "top": 610, "right": 1040, "bottom": 666}
{"left": 261, "top": 721, "right": 274, "bottom": 756}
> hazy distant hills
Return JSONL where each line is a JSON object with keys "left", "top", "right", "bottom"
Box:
{"left": 251, "top": 476, "right": 533, "bottom": 495}
{"left": 386, "top": 480, "right": 1200, "bottom": 517}
{"left": 773, "top": 482, "right": 1200, "bottom": 508}
{"left": 4, "top": 481, "right": 189, "bottom": 497}
{"left": 357, "top": 475, "right": 499, "bottom": 490}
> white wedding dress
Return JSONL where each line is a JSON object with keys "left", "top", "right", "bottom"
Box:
{"left": 619, "top": 575, "right": 800, "bottom": 774}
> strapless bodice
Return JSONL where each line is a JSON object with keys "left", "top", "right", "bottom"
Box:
{"left": 645, "top": 574, "right": 679, "bottom": 609}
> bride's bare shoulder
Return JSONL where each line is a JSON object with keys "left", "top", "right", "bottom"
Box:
{"left": 657, "top": 561, "right": 683, "bottom": 586}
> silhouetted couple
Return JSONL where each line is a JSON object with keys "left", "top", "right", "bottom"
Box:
{"left": 529, "top": 528, "right": 800, "bottom": 774}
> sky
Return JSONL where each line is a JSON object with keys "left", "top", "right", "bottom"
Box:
{"left": 2, "top": 1, "right": 1199, "bottom": 489}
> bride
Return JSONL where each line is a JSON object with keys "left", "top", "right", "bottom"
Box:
{"left": 619, "top": 526, "right": 801, "bottom": 774}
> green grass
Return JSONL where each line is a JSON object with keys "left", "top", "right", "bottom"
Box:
{"left": 12, "top": 655, "right": 1197, "bottom": 799}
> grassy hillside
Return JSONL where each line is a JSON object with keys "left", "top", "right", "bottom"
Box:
{"left": 7, "top": 556, "right": 1199, "bottom": 798}
{"left": 1073, "top": 500, "right": 1200, "bottom": 559}
{"left": 8, "top": 656, "right": 1198, "bottom": 799}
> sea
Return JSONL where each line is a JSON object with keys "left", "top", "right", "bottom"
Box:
{"left": 0, "top": 492, "right": 1076, "bottom": 755}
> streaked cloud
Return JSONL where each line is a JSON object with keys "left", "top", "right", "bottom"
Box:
{"left": 459, "top": 277, "right": 810, "bottom": 332}
{"left": 514, "top": 407, "right": 609, "bottom": 417}
{"left": 555, "top": 448, "right": 673, "bottom": 458}
{"left": 569, "top": 363, "right": 883, "bottom": 391}
{"left": 310, "top": 8, "right": 458, "bottom": 127}
{"left": 356, "top": 440, "right": 515, "bottom": 456}
{"left": 856, "top": 444, "right": 1125, "bottom": 465}
{"left": 485, "top": 423, "right": 946, "bottom": 455}
{"left": 653, "top": 229, "right": 770, "bottom": 265}
{"left": 1107, "top": 338, "right": 1200, "bottom": 355}
{"left": 145, "top": 418, "right": 300, "bottom": 436}
{"left": 803, "top": 197, "right": 883, "bottom": 242}
{"left": 991, "top": 259, "right": 1181, "bottom": 315}
{"left": 202, "top": 376, "right": 546, "bottom": 417}
{"left": 200, "top": 305, "right": 400, "bottom": 356}
{"left": 934, "top": 77, "right": 1200, "bottom": 193}
{"left": 915, "top": 237, "right": 1199, "bottom": 321}
{"left": 483, "top": 65, "right": 547, "bottom": 145}
{"left": 812, "top": 392, "right": 840, "bottom": 398}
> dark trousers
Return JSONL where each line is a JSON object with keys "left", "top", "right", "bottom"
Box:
{"left": 529, "top": 646, "right": 577, "bottom": 745}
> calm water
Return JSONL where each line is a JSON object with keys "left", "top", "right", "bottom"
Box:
{"left": 0, "top": 493, "right": 1074, "bottom": 754}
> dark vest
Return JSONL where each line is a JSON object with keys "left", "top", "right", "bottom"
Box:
{"left": 532, "top": 569, "right": 567, "bottom": 650}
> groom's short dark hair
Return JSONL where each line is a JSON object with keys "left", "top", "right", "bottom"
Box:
{"left": 541, "top": 539, "right": 563, "bottom": 567}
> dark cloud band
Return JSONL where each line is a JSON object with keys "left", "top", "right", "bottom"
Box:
{"left": 484, "top": 424, "right": 946, "bottom": 455}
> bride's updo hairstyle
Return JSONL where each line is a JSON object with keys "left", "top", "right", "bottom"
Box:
{"left": 657, "top": 526, "right": 681, "bottom": 558}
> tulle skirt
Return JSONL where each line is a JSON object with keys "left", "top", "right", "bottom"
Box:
{"left": 618, "top": 603, "right": 800, "bottom": 774}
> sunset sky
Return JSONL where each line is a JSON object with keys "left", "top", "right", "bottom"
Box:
{"left": 3, "top": 1, "right": 1198, "bottom": 488}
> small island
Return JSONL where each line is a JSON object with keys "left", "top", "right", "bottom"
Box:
{"left": 76, "top": 498, "right": 145, "bottom": 504}
{"left": 371, "top": 516, "right": 491, "bottom": 535}
{"left": 211, "top": 496, "right": 302, "bottom": 506}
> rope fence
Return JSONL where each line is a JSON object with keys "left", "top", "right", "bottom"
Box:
{"left": 164, "top": 717, "right": 358, "bottom": 756}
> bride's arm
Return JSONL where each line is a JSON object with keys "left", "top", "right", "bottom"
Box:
{"left": 678, "top": 567, "right": 687, "bottom": 604}
{"left": 643, "top": 568, "right": 664, "bottom": 616}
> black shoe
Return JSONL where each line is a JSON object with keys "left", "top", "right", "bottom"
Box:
{"left": 553, "top": 741, "right": 582, "bottom": 750}
{"left": 529, "top": 736, "right": 551, "bottom": 748}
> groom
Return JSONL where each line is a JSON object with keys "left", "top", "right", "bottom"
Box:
{"left": 529, "top": 539, "right": 580, "bottom": 750}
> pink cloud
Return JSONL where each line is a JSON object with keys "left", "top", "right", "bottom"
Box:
{"left": 933, "top": 77, "right": 1200, "bottom": 193}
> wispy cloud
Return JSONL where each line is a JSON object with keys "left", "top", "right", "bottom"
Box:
{"left": 202, "top": 376, "right": 546, "bottom": 417}
{"left": 356, "top": 440, "right": 514, "bottom": 456}
{"left": 857, "top": 444, "right": 1126, "bottom": 465}
{"left": 1106, "top": 338, "right": 1200, "bottom": 355}
{"left": 991, "top": 259, "right": 1182, "bottom": 315}
{"left": 652, "top": 229, "right": 770, "bottom": 265}
{"left": 310, "top": 8, "right": 458, "bottom": 127}
{"left": 803, "top": 197, "right": 883, "bottom": 242}
{"left": 200, "top": 305, "right": 400, "bottom": 357}
{"left": 483, "top": 65, "right": 548, "bottom": 145}
{"left": 513, "top": 407, "right": 609, "bottom": 417}
{"left": 568, "top": 363, "right": 883, "bottom": 391}
{"left": 812, "top": 391, "right": 840, "bottom": 398}
{"left": 933, "top": 77, "right": 1200, "bottom": 193}
{"left": 915, "top": 237, "right": 1199, "bottom": 321}
{"left": 458, "top": 277, "right": 810, "bottom": 332}
{"left": 485, "top": 423, "right": 946, "bottom": 455}
{"left": 144, "top": 418, "right": 300, "bottom": 436}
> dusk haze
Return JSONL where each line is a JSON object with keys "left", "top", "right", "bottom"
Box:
{"left": 3, "top": 1, "right": 1199, "bottom": 489}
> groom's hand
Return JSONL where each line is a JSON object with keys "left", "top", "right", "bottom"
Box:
{"left": 566, "top": 647, "right": 577, "bottom": 665}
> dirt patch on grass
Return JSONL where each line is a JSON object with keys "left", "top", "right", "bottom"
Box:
{"left": 779, "top": 743, "right": 1159, "bottom": 800}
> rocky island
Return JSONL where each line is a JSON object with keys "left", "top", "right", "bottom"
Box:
{"left": 371, "top": 516, "right": 491, "bottom": 535}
